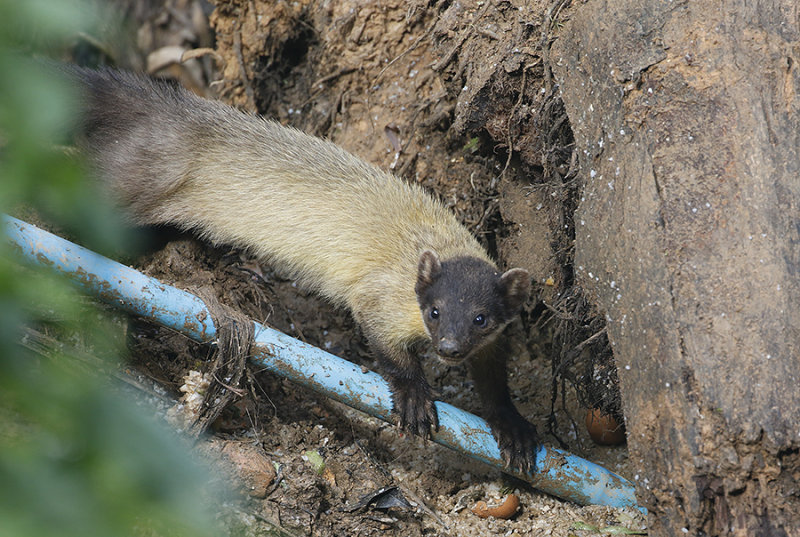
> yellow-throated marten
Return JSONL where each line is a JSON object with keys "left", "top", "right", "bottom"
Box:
{"left": 68, "top": 66, "right": 539, "bottom": 471}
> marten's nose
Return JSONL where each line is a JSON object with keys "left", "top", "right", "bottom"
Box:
{"left": 437, "top": 339, "right": 461, "bottom": 358}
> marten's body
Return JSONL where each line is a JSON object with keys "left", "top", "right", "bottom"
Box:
{"left": 69, "top": 67, "right": 538, "bottom": 471}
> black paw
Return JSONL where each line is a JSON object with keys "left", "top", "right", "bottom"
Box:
{"left": 389, "top": 378, "right": 439, "bottom": 439}
{"left": 486, "top": 407, "right": 539, "bottom": 474}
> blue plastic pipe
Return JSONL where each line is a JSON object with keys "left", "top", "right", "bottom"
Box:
{"left": 3, "top": 214, "right": 644, "bottom": 513}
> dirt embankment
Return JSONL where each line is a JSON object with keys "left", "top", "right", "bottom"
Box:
{"left": 82, "top": 0, "right": 642, "bottom": 535}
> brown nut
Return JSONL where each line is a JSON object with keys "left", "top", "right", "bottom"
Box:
{"left": 470, "top": 493, "right": 520, "bottom": 519}
{"left": 585, "top": 408, "right": 626, "bottom": 445}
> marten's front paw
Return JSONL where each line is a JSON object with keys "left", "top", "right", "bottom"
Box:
{"left": 390, "top": 379, "right": 439, "bottom": 438}
{"left": 486, "top": 407, "right": 540, "bottom": 474}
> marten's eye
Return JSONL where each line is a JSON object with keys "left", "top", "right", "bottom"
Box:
{"left": 473, "top": 314, "right": 487, "bottom": 327}
{"left": 430, "top": 308, "right": 440, "bottom": 320}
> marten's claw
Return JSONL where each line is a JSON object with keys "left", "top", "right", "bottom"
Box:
{"left": 390, "top": 379, "right": 439, "bottom": 438}
{"left": 487, "top": 407, "right": 540, "bottom": 474}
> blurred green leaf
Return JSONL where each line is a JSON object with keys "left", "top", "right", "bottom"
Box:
{"left": 0, "top": 2, "right": 221, "bottom": 536}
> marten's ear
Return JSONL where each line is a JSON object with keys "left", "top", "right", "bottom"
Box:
{"left": 499, "top": 268, "right": 530, "bottom": 312}
{"left": 416, "top": 250, "right": 442, "bottom": 296}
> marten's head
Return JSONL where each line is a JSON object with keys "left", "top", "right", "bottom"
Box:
{"left": 415, "top": 250, "right": 530, "bottom": 365}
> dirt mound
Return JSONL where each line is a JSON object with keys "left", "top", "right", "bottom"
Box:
{"left": 75, "top": 0, "right": 641, "bottom": 534}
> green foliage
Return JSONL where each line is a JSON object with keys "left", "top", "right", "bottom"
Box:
{"left": 0, "top": 2, "right": 220, "bottom": 536}
{"left": 462, "top": 136, "right": 480, "bottom": 154}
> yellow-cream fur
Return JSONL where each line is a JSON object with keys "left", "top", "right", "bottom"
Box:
{"left": 106, "top": 97, "right": 494, "bottom": 354}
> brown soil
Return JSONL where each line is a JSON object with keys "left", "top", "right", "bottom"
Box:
{"left": 79, "top": 0, "right": 646, "bottom": 535}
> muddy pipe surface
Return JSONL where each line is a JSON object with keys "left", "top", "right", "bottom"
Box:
{"left": 3, "top": 214, "right": 644, "bottom": 513}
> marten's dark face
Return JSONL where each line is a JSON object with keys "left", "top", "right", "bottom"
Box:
{"left": 415, "top": 250, "right": 530, "bottom": 365}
